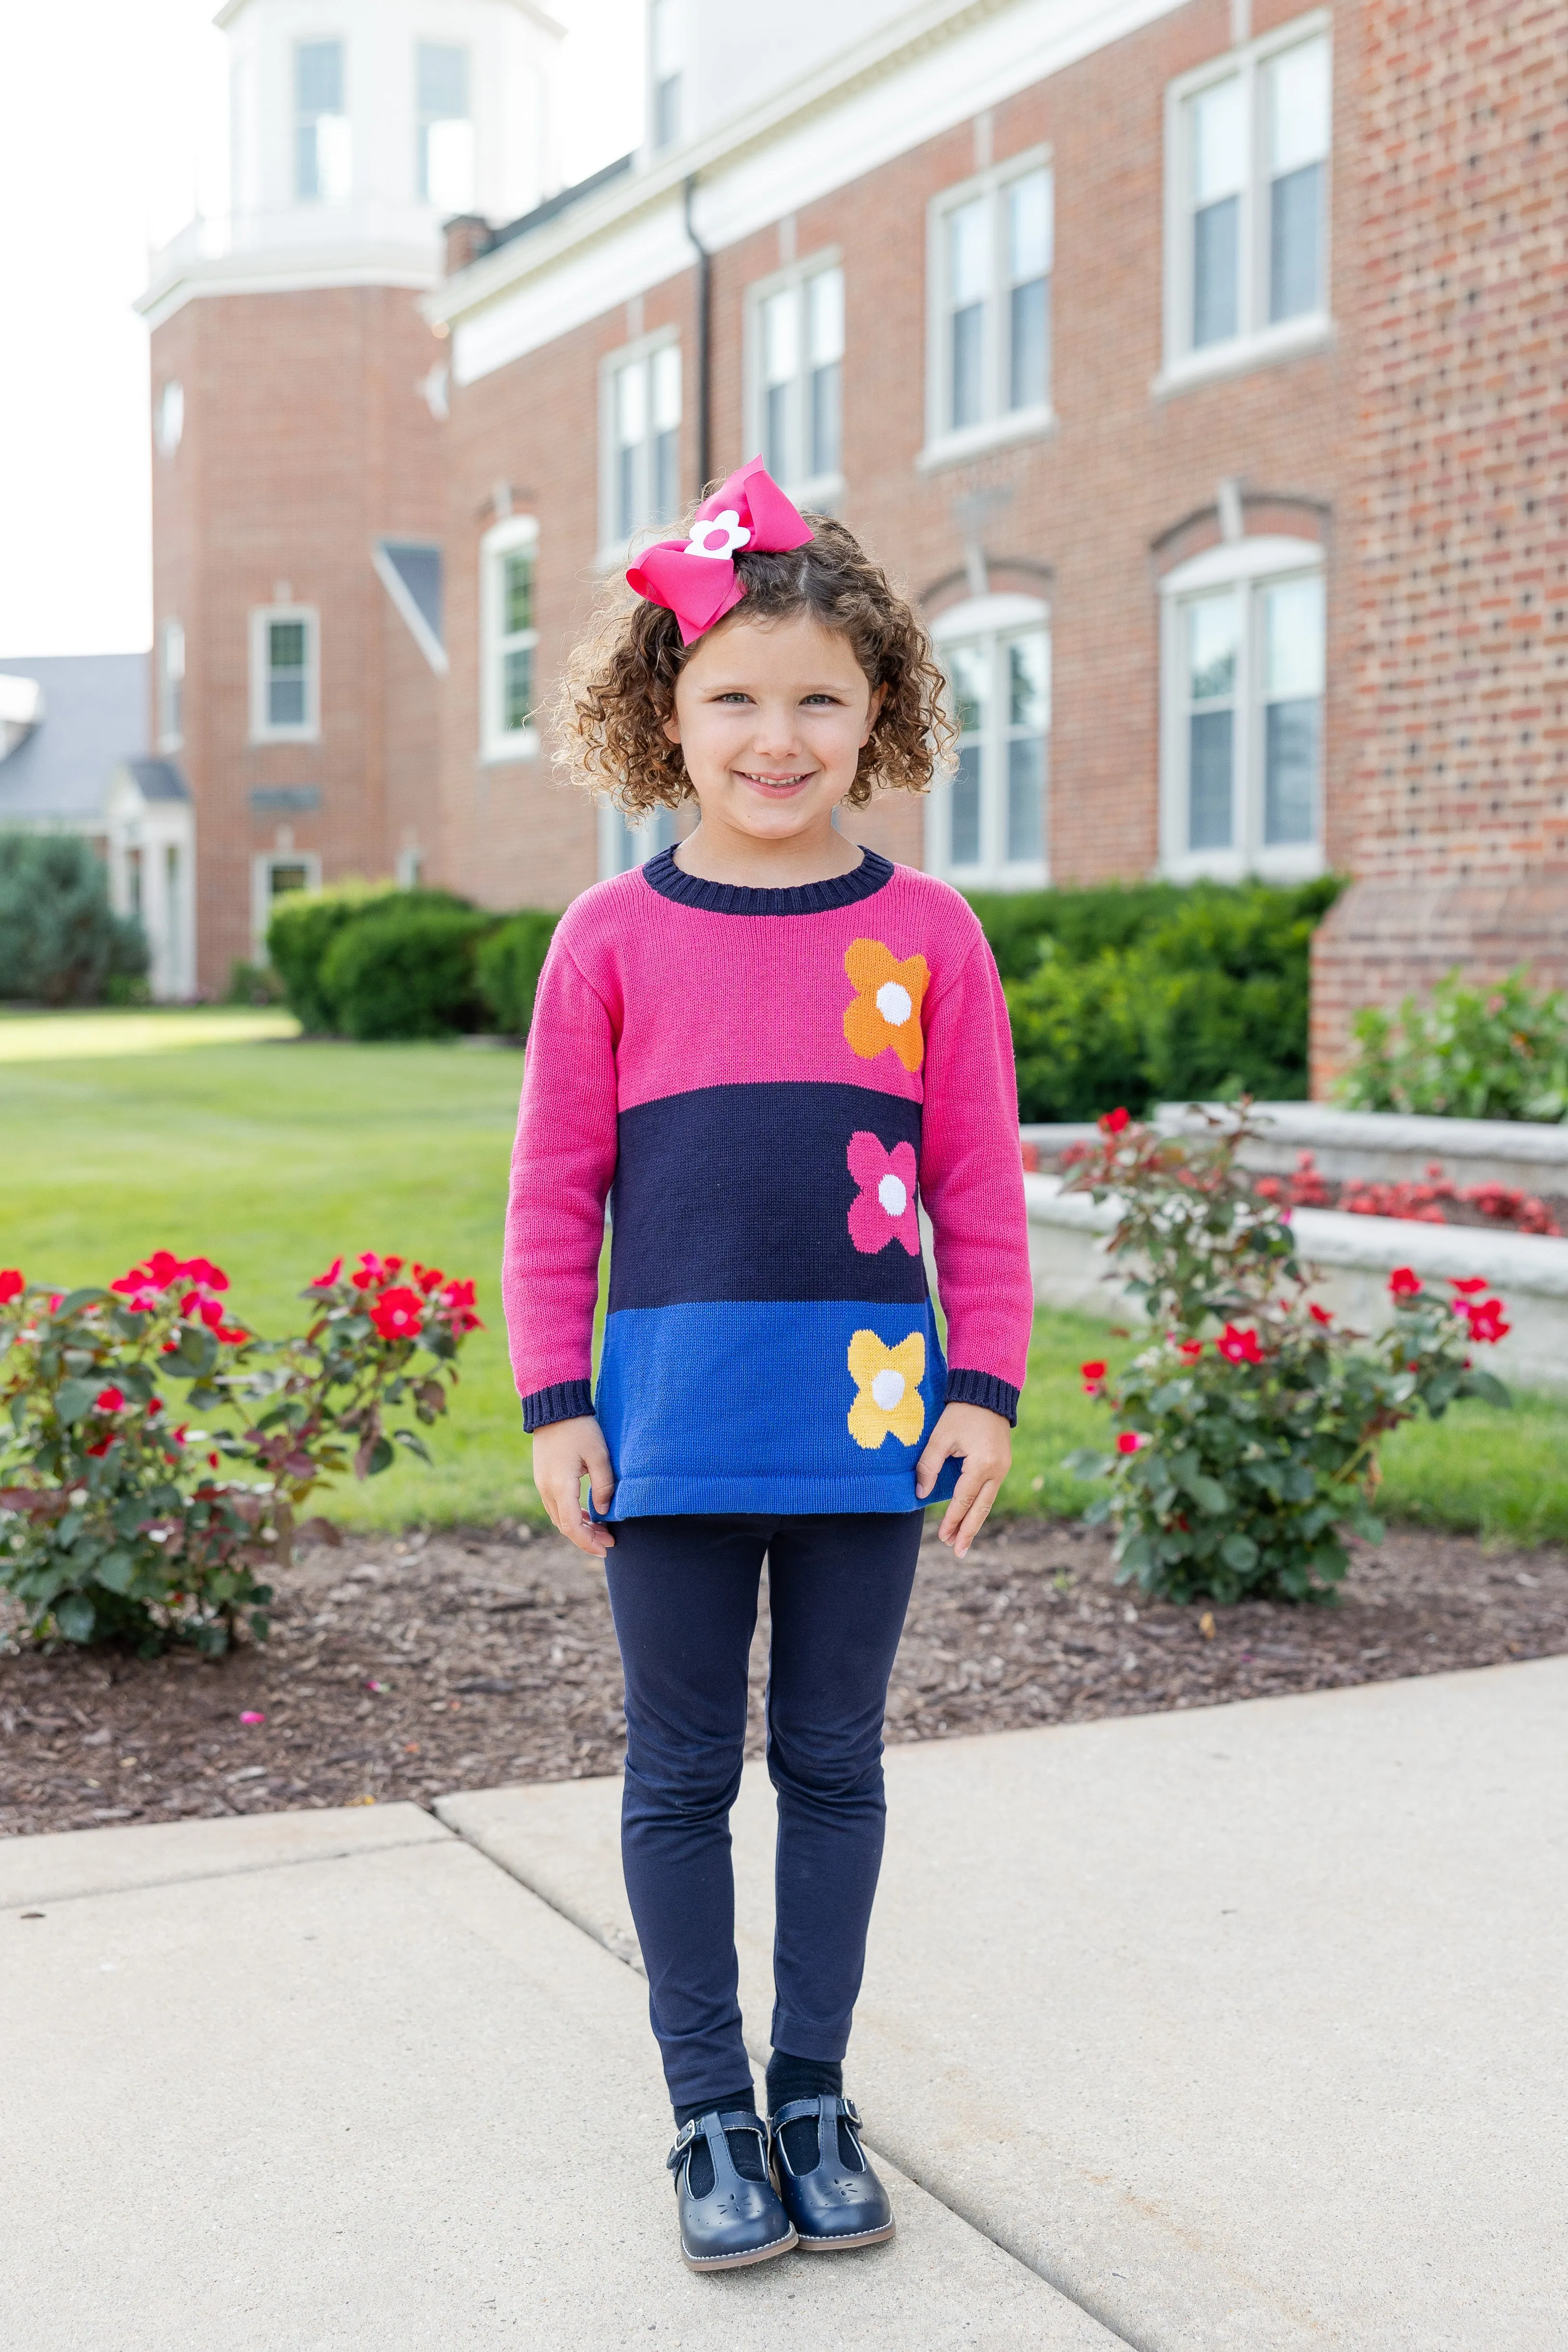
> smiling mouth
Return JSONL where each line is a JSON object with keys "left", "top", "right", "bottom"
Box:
{"left": 737, "top": 769, "right": 814, "bottom": 792}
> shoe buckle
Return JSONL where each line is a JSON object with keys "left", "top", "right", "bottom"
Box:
{"left": 666, "top": 2117, "right": 698, "bottom": 2171}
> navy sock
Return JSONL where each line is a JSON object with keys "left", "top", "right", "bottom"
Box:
{"left": 673, "top": 2087, "right": 766, "bottom": 2193}
{"left": 766, "top": 2051, "right": 857, "bottom": 2170}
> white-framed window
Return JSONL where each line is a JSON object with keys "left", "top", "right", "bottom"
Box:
{"left": 649, "top": 0, "right": 683, "bottom": 149}
{"left": 922, "top": 151, "right": 1052, "bottom": 470}
{"left": 1160, "top": 14, "right": 1330, "bottom": 390}
{"left": 747, "top": 256, "right": 844, "bottom": 505}
{"left": 599, "top": 800, "right": 679, "bottom": 880}
{"left": 417, "top": 42, "right": 474, "bottom": 213}
{"left": 158, "top": 618, "right": 185, "bottom": 752}
{"left": 602, "top": 335, "right": 681, "bottom": 554}
{"left": 249, "top": 606, "right": 320, "bottom": 743}
{"left": 252, "top": 852, "right": 322, "bottom": 958}
{"left": 481, "top": 514, "right": 539, "bottom": 762}
{"left": 1159, "top": 535, "right": 1326, "bottom": 881}
{"left": 295, "top": 40, "right": 351, "bottom": 204}
{"left": 926, "top": 592, "right": 1050, "bottom": 888}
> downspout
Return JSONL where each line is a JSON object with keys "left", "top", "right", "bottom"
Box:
{"left": 684, "top": 174, "right": 712, "bottom": 499}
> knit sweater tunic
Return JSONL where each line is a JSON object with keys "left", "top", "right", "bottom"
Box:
{"left": 502, "top": 846, "right": 1035, "bottom": 1519}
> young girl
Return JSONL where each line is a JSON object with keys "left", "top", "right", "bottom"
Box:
{"left": 504, "top": 460, "right": 1034, "bottom": 2272}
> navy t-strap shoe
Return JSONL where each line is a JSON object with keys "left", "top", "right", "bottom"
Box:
{"left": 666, "top": 2109, "right": 798, "bottom": 2271}
{"left": 769, "top": 2095, "right": 895, "bottom": 2250}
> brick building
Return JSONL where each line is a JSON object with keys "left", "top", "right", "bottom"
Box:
{"left": 145, "top": 0, "right": 1566, "bottom": 1090}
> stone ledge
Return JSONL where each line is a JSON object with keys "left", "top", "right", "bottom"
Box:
{"left": 1156, "top": 1100, "right": 1568, "bottom": 1190}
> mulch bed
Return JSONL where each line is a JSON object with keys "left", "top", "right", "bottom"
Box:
{"left": 4, "top": 1519, "right": 1566, "bottom": 1839}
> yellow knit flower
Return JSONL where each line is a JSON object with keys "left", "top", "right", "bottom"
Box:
{"left": 846, "top": 1329, "right": 927, "bottom": 1450}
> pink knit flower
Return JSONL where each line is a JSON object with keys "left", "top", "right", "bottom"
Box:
{"left": 846, "top": 1133, "right": 920, "bottom": 1257}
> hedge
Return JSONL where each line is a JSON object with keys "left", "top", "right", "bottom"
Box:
{"left": 319, "top": 903, "right": 498, "bottom": 1041}
{"left": 984, "top": 875, "right": 1344, "bottom": 1122}
{"left": 475, "top": 909, "right": 562, "bottom": 1037}
{"left": 0, "top": 831, "right": 148, "bottom": 1006}
{"left": 267, "top": 881, "right": 473, "bottom": 1033}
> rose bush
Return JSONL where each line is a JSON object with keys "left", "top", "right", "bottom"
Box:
{"left": 0, "top": 1250, "right": 481, "bottom": 1653}
{"left": 1061, "top": 1107, "right": 1512, "bottom": 1604}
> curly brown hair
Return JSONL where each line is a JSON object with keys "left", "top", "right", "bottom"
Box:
{"left": 553, "top": 512, "right": 954, "bottom": 815}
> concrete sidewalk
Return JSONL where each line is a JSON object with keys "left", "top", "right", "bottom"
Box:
{"left": 440, "top": 1658, "right": 1568, "bottom": 2352}
{"left": 4, "top": 1660, "right": 1564, "bottom": 2349}
{"left": 0, "top": 1806, "right": 1107, "bottom": 2349}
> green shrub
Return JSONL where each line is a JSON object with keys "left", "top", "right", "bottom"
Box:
{"left": 967, "top": 881, "right": 1187, "bottom": 981}
{"left": 1062, "top": 1107, "right": 1512, "bottom": 1603}
{"left": 267, "top": 881, "right": 473, "bottom": 1031}
{"left": 321, "top": 903, "right": 497, "bottom": 1041}
{"left": 0, "top": 832, "right": 148, "bottom": 1006}
{"left": 998, "top": 876, "right": 1342, "bottom": 1120}
{"left": 476, "top": 908, "right": 562, "bottom": 1037}
{"left": 1338, "top": 966, "right": 1568, "bottom": 1122}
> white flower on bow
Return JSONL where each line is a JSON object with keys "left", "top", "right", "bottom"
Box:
{"left": 684, "top": 509, "right": 753, "bottom": 561}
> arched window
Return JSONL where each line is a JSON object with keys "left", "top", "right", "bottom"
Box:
{"left": 1158, "top": 534, "right": 1325, "bottom": 880}
{"left": 927, "top": 591, "right": 1050, "bottom": 887}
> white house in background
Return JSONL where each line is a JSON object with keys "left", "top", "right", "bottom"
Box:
{"left": 0, "top": 655, "right": 195, "bottom": 1001}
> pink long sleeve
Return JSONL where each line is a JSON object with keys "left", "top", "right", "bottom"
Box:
{"left": 502, "top": 932, "right": 619, "bottom": 1426}
{"left": 918, "top": 935, "right": 1034, "bottom": 1411}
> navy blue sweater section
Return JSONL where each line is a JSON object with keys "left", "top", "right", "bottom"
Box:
{"left": 607, "top": 1081, "right": 925, "bottom": 1312}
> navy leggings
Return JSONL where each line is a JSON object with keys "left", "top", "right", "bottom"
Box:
{"left": 602, "top": 1512, "right": 922, "bottom": 2111}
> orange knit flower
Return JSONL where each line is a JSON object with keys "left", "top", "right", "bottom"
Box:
{"left": 842, "top": 940, "right": 929, "bottom": 1071}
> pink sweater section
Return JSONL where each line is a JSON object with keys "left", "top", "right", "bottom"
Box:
{"left": 503, "top": 858, "right": 1034, "bottom": 1416}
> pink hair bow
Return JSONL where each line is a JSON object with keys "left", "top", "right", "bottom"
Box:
{"left": 626, "top": 457, "right": 814, "bottom": 645}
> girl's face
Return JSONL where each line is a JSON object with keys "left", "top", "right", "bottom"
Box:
{"left": 662, "top": 611, "right": 882, "bottom": 845}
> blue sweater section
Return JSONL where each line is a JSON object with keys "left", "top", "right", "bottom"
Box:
{"left": 592, "top": 1298, "right": 961, "bottom": 1520}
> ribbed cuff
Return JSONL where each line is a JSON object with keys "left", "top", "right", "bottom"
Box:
{"left": 944, "top": 1368, "right": 1020, "bottom": 1426}
{"left": 520, "top": 1378, "right": 595, "bottom": 1433}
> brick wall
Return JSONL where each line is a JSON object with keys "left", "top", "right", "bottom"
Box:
{"left": 1312, "top": 0, "right": 1568, "bottom": 1084}
{"left": 437, "top": 0, "right": 1358, "bottom": 913}
{"left": 151, "top": 285, "right": 447, "bottom": 991}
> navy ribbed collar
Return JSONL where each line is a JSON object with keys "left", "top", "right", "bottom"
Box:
{"left": 640, "top": 845, "right": 894, "bottom": 917}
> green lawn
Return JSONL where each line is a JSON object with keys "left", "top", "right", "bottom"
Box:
{"left": 3, "top": 1018, "right": 1565, "bottom": 1543}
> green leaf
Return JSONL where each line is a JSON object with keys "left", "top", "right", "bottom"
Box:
{"left": 54, "top": 1378, "right": 100, "bottom": 1426}
{"left": 1455, "top": 1369, "right": 1511, "bottom": 1409}
{"left": 1063, "top": 1447, "right": 1112, "bottom": 1478}
{"left": 392, "top": 1427, "right": 433, "bottom": 1466}
{"left": 1219, "top": 1532, "right": 1259, "bottom": 1572}
{"left": 52, "top": 1287, "right": 109, "bottom": 1320}
{"left": 54, "top": 1592, "right": 96, "bottom": 1643}
{"left": 95, "top": 1549, "right": 137, "bottom": 1594}
{"left": 366, "top": 1434, "right": 395, "bottom": 1477}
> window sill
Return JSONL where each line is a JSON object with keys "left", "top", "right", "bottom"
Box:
{"left": 916, "top": 406, "right": 1056, "bottom": 475}
{"left": 1161, "top": 843, "right": 1326, "bottom": 885}
{"left": 248, "top": 728, "right": 320, "bottom": 747}
{"left": 939, "top": 861, "right": 1048, "bottom": 892}
{"left": 1152, "top": 313, "right": 1334, "bottom": 399}
{"left": 481, "top": 730, "right": 540, "bottom": 767}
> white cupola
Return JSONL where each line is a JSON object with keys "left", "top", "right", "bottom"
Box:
{"left": 177, "top": 0, "right": 561, "bottom": 288}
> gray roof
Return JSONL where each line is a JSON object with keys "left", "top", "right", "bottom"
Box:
{"left": 377, "top": 540, "right": 444, "bottom": 646}
{"left": 121, "top": 755, "right": 190, "bottom": 803}
{"left": 0, "top": 653, "right": 147, "bottom": 822}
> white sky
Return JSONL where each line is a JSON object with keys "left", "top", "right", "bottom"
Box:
{"left": 0, "top": 0, "right": 644, "bottom": 659}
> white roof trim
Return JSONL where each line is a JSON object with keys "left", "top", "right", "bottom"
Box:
{"left": 432, "top": 0, "right": 1190, "bottom": 383}
{"left": 212, "top": 0, "right": 564, "bottom": 32}
{"left": 371, "top": 543, "right": 450, "bottom": 677}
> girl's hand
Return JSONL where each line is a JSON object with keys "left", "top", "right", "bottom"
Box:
{"left": 915, "top": 1402, "right": 1012, "bottom": 1559}
{"left": 531, "top": 1416, "right": 616, "bottom": 1557}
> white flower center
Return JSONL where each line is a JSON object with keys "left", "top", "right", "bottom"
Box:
{"left": 685, "top": 509, "right": 752, "bottom": 561}
{"left": 877, "top": 1173, "right": 908, "bottom": 1217}
{"left": 870, "top": 1369, "right": 906, "bottom": 1411}
{"left": 876, "top": 981, "right": 913, "bottom": 1027}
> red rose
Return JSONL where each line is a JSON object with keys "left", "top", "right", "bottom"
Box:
{"left": 1177, "top": 1338, "right": 1204, "bottom": 1362}
{"left": 1462, "top": 1297, "right": 1510, "bottom": 1344}
{"left": 86, "top": 1438, "right": 113, "bottom": 1458}
{"left": 95, "top": 1385, "right": 125, "bottom": 1411}
{"left": 414, "top": 1263, "right": 444, "bottom": 1294}
{"left": 1080, "top": 1358, "right": 1107, "bottom": 1393}
{"left": 0, "top": 1269, "right": 23, "bottom": 1304}
{"left": 147, "top": 1397, "right": 162, "bottom": 1416}
{"left": 311, "top": 1257, "right": 344, "bottom": 1287}
{"left": 370, "top": 1285, "right": 426, "bottom": 1342}
{"left": 1448, "top": 1276, "right": 1488, "bottom": 1295}
{"left": 1101, "top": 1107, "right": 1131, "bottom": 1135}
{"left": 1308, "top": 1303, "right": 1333, "bottom": 1326}
{"left": 1116, "top": 1431, "right": 1148, "bottom": 1454}
{"left": 1388, "top": 1267, "right": 1423, "bottom": 1298}
{"left": 216, "top": 1323, "right": 248, "bottom": 1345}
{"left": 1217, "top": 1323, "right": 1264, "bottom": 1365}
